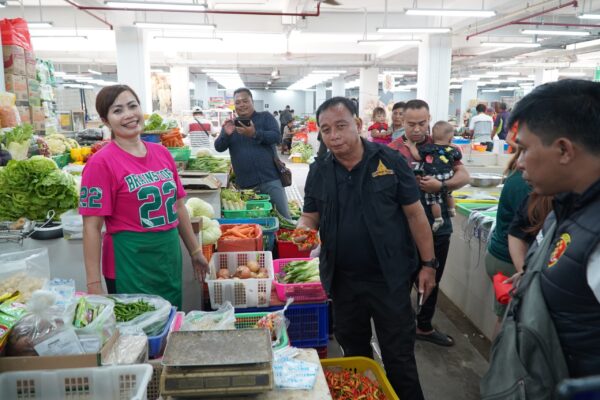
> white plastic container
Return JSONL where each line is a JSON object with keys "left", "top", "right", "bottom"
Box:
{"left": 0, "top": 364, "right": 152, "bottom": 400}
{"left": 206, "top": 251, "right": 274, "bottom": 309}
{"left": 60, "top": 209, "right": 83, "bottom": 240}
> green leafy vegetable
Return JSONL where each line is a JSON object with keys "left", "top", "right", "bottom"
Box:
{"left": 3, "top": 124, "right": 34, "bottom": 146}
{"left": 144, "top": 113, "right": 164, "bottom": 131}
{"left": 279, "top": 258, "right": 320, "bottom": 283}
{"left": 187, "top": 155, "right": 230, "bottom": 173}
{"left": 291, "top": 142, "right": 313, "bottom": 162}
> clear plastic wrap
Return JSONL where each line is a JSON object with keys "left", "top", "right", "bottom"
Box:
{"left": 181, "top": 301, "right": 236, "bottom": 331}
{"left": 272, "top": 347, "right": 318, "bottom": 390}
{"left": 103, "top": 327, "right": 148, "bottom": 365}
{"left": 73, "top": 295, "right": 117, "bottom": 353}
{"left": 0, "top": 248, "right": 50, "bottom": 303}
{"left": 109, "top": 294, "right": 171, "bottom": 336}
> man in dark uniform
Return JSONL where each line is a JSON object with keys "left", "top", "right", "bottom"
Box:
{"left": 297, "top": 97, "right": 437, "bottom": 400}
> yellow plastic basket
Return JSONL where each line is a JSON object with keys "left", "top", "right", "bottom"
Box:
{"left": 321, "top": 356, "right": 399, "bottom": 400}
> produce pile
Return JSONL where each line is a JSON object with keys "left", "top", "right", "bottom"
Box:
{"left": 277, "top": 258, "right": 320, "bottom": 284}
{"left": 325, "top": 369, "right": 387, "bottom": 400}
{"left": 109, "top": 297, "right": 156, "bottom": 323}
{"left": 288, "top": 200, "right": 302, "bottom": 219}
{"left": 73, "top": 297, "right": 107, "bottom": 328}
{"left": 291, "top": 142, "right": 314, "bottom": 162}
{"left": 277, "top": 227, "right": 319, "bottom": 251}
{"left": 0, "top": 156, "right": 79, "bottom": 221}
{"left": 45, "top": 133, "right": 79, "bottom": 156}
{"left": 221, "top": 189, "right": 246, "bottom": 211}
{"left": 220, "top": 224, "right": 260, "bottom": 240}
{"left": 1, "top": 124, "right": 34, "bottom": 160}
{"left": 200, "top": 216, "right": 221, "bottom": 245}
{"left": 273, "top": 208, "right": 298, "bottom": 230}
{"left": 185, "top": 197, "right": 215, "bottom": 219}
{"left": 187, "top": 153, "right": 230, "bottom": 173}
{"left": 215, "top": 259, "right": 269, "bottom": 280}
{"left": 160, "top": 128, "right": 184, "bottom": 148}
{"left": 144, "top": 113, "right": 178, "bottom": 132}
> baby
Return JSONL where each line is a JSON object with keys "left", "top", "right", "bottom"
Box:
{"left": 368, "top": 107, "right": 391, "bottom": 145}
{"left": 409, "top": 121, "right": 461, "bottom": 232}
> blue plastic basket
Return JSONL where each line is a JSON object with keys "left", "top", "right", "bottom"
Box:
{"left": 217, "top": 217, "right": 279, "bottom": 251}
{"left": 148, "top": 306, "right": 176, "bottom": 359}
{"left": 237, "top": 302, "right": 329, "bottom": 348}
{"left": 141, "top": 133, "right": 162, "bottom": 143}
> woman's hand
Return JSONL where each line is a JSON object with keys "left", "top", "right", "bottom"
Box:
{"left": 192, "top": 252, "right": 209, "bottom": 282}
{"left": 86, "top": 281, "right": 105, "bottom": 295}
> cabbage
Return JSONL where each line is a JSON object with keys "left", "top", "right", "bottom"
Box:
{"left": 185, "top": 198, "right": 215, "bottom": 218}
{"left": 200, "top": 216, "right": 221, "bottom": 245}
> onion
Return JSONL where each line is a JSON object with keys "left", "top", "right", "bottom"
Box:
{"left": 247, "top": 260, "right": 260, "bottom": 273}
{"left": 258, "top": 267, "right": 268, "bottom": 276}
{"left": 217, "top": 269, "right": 231, "bottom": 279}
{"left": 236, "top": 265, "right": 252, "bottom": 279}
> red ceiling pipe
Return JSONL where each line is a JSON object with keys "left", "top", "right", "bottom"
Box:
{"left": 64, "top": 0, "right": 114, "bottom": 30}
{"left": 65, "top": 0, "right": 321, "bottom": 17}
{"left": 515, "top": 21, "right": 600, "bottom": 28}
{"left": 466, "top": 0, "right": 578, "bottom": 41}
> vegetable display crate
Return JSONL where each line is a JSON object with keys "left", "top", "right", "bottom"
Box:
{"left": 272, "top": 258, "right": 327, "bottom": 302}
{"left": 235, "top": 311, "right": 289, "bottom": 350}
{"left": 222, "top": 200, "right": 272, "bottom": 219}
{"left": 276, "top": 229, "right": 312, "bottom": 259}
{"left": 321, "top": 357, "right": 399, "bottom": 400}
{"left": 240, "top": 302, "right": 329, "bottom": 348}
{"left": 217, "top": 223, "right": 263, "bottom": 253}
{"left": 0, "top": 364, "right": 153, "bottom": 400}
{"left": 218, "top": 217, "right": 279, "bottom": 251}
{"left": 206, "top": 251, "right": 274, "bottom": 308}
{"left": 51, "top": 153, "right": 69, "bottom": 169}
{"left": 148, "top": 306, "right": 176, "bottom": 359}
{"left": 147, "top": 358, "right": 163, "bottom": 400}
{"left": 167, "top": 146, "right": 191, "bottom": 162}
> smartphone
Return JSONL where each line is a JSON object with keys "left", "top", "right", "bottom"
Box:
{"left": 557, "top": 377, "right": 600, "bottom": 400}
{"left": 234, "top": 118, "right": 252, "bottom": 128}
{"left": 416, "top": 292, "right": 423, "bottom": 314}
{"left": 413, "top": 169, "right": 425, "bottom": 176}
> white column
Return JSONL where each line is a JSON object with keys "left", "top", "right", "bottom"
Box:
{"left": 315, "top": 83, "right": 327, "bottom": 109}
{"left": 331, "top": 76, "right": 345, "bottom": 97}
{"left": 460, "top": 79, "right": 478, "bottom": 127}
{"left": 193, "top": 75, "right": 208, "bottom": 109}
{"left": 358, "top": 67, "right": 379, "bottom": 122}
{"left": 170, "top": 66, "right": 190, "bottom": 114}
{"left": 534, "top": 68, "right": 558, "bottom": 86}
{"left": 115, "top": 27, "right": 151, "bottom": 113}
{"left": 305, "top": 91, "right": 314, "bottom": 115}
{"left": 417, "top": 34, "right": 452, "bottom": 123}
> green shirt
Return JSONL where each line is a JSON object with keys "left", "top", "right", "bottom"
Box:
{"left": 488, "top": 170, "right": 531, "bottom": 263}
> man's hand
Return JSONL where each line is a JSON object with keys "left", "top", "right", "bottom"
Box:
{"left": 223, "top": 120, "right": 235, "bottom": 136}
{"left": 418, "top": 267, "right": 436, "bottom": 303}
{"left": 236, "top": 120, "right": 256, "bottom": 138}
{"left": 192, "top": 252, "right": 209, "bottom": 282}
{"left": 419, "top": 175, "right": 442, "bottom": 193}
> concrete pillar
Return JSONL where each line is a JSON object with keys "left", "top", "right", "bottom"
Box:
{"left": 194, "top": 75, "right": 208, "bottom": 109}
{"left": 331, "top": 76, "right": 345, "bottom": 97}
{"left": 460, "top": 79, "right": 478, "bottom": 127}
{"left": 316, "top": 83, "right": 326, "bottom": 109}
{"left": 305, "top": 91, "right": 314, "bottom": 115}
{"left": 170, "top": 66, "right": 190, "bottom": 114}
{"left": 417, "top": 34, "right": 452, "bottom": 123}
{"left": 115, "top": 27, "right": 151, "bottom": 113}
{"left": 534, "top": 68, "right": 558, "bottom": 86}
{"left": 358, "top": 67, "right": 379, "bottom": 122}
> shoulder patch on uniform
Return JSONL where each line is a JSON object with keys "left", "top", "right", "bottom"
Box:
{"left": 372, "top": 160, "right": 394, "bottom": 178}
{"left": 548, "top": 233, "right": 571, "bottom": 268}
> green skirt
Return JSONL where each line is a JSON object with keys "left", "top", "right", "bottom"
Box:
{"left": 113, "top": 228, "right": 182, "bottom": 309}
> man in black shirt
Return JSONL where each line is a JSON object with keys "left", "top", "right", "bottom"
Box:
{"left": 298, "top": 97, "right": 436, "bottom": 400}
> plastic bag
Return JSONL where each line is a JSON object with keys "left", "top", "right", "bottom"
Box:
{"left": 73, "top": 295, "right": 116, "bottom": 353}
{"left": 42, "top": 278, "right": 75, "bottom": 311}
{"left": 0, "top": 93, "right": 20, "bottom": 128}
{"left": 0, "top": 248, "right": 50, "bottom": 302}
{"left": 181, "top": 301, "right": 236, "bottom": 331}
{"left": 272, "top": 347, "right": 318, "bottom": 390}
{"left": 103, "top": 327, "right": 148, "bottom": 365}
{"left": 255, "top": 298, "right": 292, "bottom": 348}
{"left": 6, "top": 290, "right": 82, "bottom": 357}
{"left": 109, "top": 294, "right": 171, "bottom": 336}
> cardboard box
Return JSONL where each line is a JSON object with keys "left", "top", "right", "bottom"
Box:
{"left": 32, "top": 121, "right": 45, "bottom": 132}
{"left": 30, "top": 105, "right": 45, "bottom": 122}
{"left": 2, "top": 45, "right": 26, "bottom": 76}
{"left": 16, "top": 105, "right": 31, "bottom": 124}
{"left": 0, "top": 330, "right": 119, "bottom": 372}
{"left": 4, "top": 73, "right": 28, "bottom": 102}
{"left": 24, "top": 50, "right": 36, "bottom": 79}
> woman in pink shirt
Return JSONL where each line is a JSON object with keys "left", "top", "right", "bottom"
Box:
{"left": 80, "top": 85, "right": 207, "bottom": 309}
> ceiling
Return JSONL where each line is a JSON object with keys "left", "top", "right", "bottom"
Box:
{"left": 4, "top": 0, "right": 600, "bottom": 91}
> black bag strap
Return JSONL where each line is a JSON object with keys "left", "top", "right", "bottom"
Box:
{"left": 194, "top": 118, "right": 211, "bottom": 137}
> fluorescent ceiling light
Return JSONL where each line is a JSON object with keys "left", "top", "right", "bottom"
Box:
{"left": 385, "top": 70, "right": 417, "bottom": 75}
{"left": 288, "top": 71, "right": 344, "bottom": 90}
{"left": 154, "top": 36, "right": 222, "bottom": 42}
{"left": 481, "top": 42, "right": 541, "bottom": 48}
{"left": 521, "top": 62, "right": 570, "bottom": 68}
{"left": 105, "top": 1, "right": 206, "bottom": 11}
{"left": 32, "top": 35, "right": 88, "bottom": 43}
{"left": 312, "top": 70, "right": 346, "bottom": 74}
{"left": 449, "top": 84, "right": 462, "bottom": 89}
{"left": 481, "top": 89, "right": 500, "bottom": 93}
{"left": 357, "top": 39, "right": 420, "bottom": 45}
{"left": 558, "top": 71, "right": 586, "bottom": 77}
{"left": 521, "top": 29, "right": 590, "bottom": 37}
{"left": 54, "top": 71, "right": 67, "bottom": 77}
{"left": 202, "top": 69, "right": 238, "bottom": 74}
{"left": 578, "top": 13, "right": 600, "bottom": 20}
{"left": 405, "top": 8, "right": 496, "bottom": 18}
{"left": 88, "top": 69, "right": 102, "bottom": 75}
{"left": 377, "top": 27, "right": 451, "bottom": 33}
{"left": 27, "top": 22, "right": 53, "bottom": 29}
{"left": 134, "top": 21, "right": 215, "bottom": 30}
{"left": 150, "top": 68, "right": 164, "bottom": 72}
{"left": 566, "top": 38, "right": 600, "bottom": 50}
{"left": 63, "top": 84, "right": 94, "bottom": 89}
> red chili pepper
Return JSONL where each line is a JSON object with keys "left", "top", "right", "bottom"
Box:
{"left": 325, "top": 369, "right": 387, "bottom": 400}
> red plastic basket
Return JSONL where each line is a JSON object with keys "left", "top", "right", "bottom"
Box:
{"left": 217, "top": 224, "right": 263, "bottom": 252}
{"left": 273, "top": 258, "right": 327, "bottom": 302}
{"left": 276, "top": 229, "right": 312, "bottom": 259}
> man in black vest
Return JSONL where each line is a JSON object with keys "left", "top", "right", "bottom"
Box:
{"left": 511, "top": 79, "right": 600, "bottom": 377}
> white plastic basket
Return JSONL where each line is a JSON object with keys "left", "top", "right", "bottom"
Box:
{"left": 0, "top": 364, "right": 153, "bottom": 400}
{"left": 206, "top": 251, "right": 274, "bottom": 309}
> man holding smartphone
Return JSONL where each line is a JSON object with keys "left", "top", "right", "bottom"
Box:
{"left": 215, "top": 88, "right": 291, "bottom": 218}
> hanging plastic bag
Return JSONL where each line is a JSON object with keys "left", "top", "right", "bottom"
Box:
{"left": 0, "top": 92, "right": 21, "bottom": 128}
{"left": 0, "top": 18, "right": 33, "bottom": 51}
{"left": 6, "top": 290, "right": 82, "bottom": 357}
{"left": 181, "top": 301, "right": 236, "bottom": 331}
{"left": 0, "top": 248, "right": 50, "bottom": 303}
{"left": 255, "top": 298, "right": 292, "bottom": 348}
{"left": 73, "top": 295, "right": 117, "bottom": 353}
{"left": 108, "top": 294, "right": 171, "bottom": 336}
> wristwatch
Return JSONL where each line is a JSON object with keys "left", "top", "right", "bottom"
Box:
{"left": 422, "top": 258, "right": 439, "bottom": 270}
